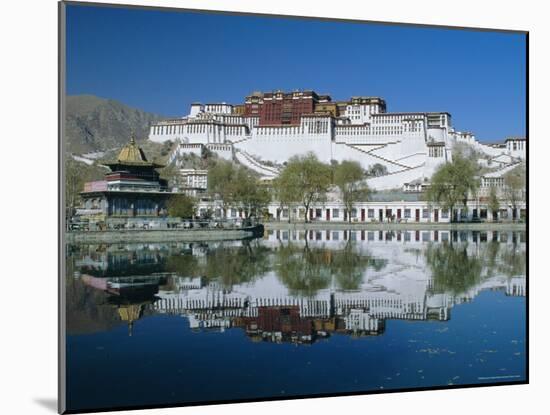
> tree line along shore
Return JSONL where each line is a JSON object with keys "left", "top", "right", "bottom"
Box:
{"left": 67, "top": 145, "right": 526, "bottom": 225}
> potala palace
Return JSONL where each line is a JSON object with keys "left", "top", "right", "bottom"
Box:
{"left": 149, "top": 90, "right": 526, "bottom": 190}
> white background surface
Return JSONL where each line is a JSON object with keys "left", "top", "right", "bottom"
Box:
{"left": 0, "top": 0, "right": 545, "bottom": 414}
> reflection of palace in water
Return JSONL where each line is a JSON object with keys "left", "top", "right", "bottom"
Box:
{"left": 70, "top": 229, "right": 526, "bottom": 343}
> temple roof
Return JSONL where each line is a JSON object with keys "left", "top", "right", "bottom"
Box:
{"left": 117, "top": 135, "right": 149, "bottom": 164}
{"left": 103, "top": 135, "right": 164, "bottom": 168}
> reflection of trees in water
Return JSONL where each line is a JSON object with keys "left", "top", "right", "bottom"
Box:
{"left": 275, "top": 244, "right": 333, "bottom": 296}
{"left": 275, "top": 241, "right": 386, "bottom": 295}
{"left": 498, "top": 243, "right": 526, "bottom": 278}
{"left": 163, "top": 240, "right": 384, "bottom": 294}
{"left": 331, "top": 243, "right": 385, "bottom": 290}
{"left": 426, "top": 236, "right": 526, "bottom": 295}
{"left": 369, "top": 257, "right": 388, "bottom": 272}
{"left": 203, "top": 241, "right": 271, "bottom": 287}
{"left": 165, "top": 253, "right": 200, "bottom": 280}
{"left": 165, "top": 240, "right": 271, "bottom": 288}
{"left": 483, "top": 241, "right": 501, "bottom": 279}
{"left": 426, "top": 243, "right": 483, "bottom": 295}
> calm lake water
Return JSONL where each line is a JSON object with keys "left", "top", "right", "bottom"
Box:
{"left": 65, "top": 228, "right": 526, "bottom": 412}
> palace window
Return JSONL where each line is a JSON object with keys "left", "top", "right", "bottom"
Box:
{"left": 404, "top": 209, "right": 411, "bottom": 218}
{"left": 422, "top": 209, "right": 430, "bottom": 218}
{"left": 368, "top": 209, "right": 375, "bottom": 218}
{"left": 333, "top": 208, "right": 340, "bottom": 218}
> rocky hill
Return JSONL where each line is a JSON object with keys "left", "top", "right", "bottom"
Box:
{"left": 65, "top": 95, "right": 167, "bottom": 154}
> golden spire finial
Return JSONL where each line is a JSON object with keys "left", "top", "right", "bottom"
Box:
{"left": 114, "top": 132, "right": 151, "bottom": 164}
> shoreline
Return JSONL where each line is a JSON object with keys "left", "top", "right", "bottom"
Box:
{"left": 263, "top": 221, "right": 527, "bottom": 231}
{"left": 66, "top": 222, "right": 527, "bottom": 244}
{"left": 65, "top": 226, "right": 262, "bottom": 244}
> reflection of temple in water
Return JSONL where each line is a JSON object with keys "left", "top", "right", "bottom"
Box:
{"left": 70, "top": 230, "right": 526, "bottom": 343}
{"left": 79, "top": 272, "right": 169, "bottom": 336}
{"left": 71, "top": 241, "right": 233, "bottom": 277}
{"left": 73, "top": 243, "right": 172, "bottom": 335}
{"left": 68, "top": 241, "right": 233, "bottom": 336}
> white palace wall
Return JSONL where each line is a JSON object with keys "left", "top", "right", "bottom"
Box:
{"left": 235, "top": 123, "right": 334, "bottom": 164}
{"left": 365, "top": 165, "right": 426, "bottom": 190}
{"left": 394, "top": 153, "right": 427, "bottom": 166}
{"left": 235, "top": 135, "right": 425, "bottom": 174}
{"left": 331, "top": 143, "right": 402, "bottom": 172}
{"left": 147, "top": 100, "right": 522, "bottom": 189}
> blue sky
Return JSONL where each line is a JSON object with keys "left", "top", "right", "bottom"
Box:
{"left": 66, "top": 4, "right": 526, "bottom": 141}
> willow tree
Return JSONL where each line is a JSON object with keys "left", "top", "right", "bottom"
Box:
{"left": 272, "top": 176, "right": 298, "bottom": 222}
{"left": 233, "top": 168, "right": 271, "bottom": 219}
{"left": 277, "top": 153, "right": 332, "bottom": 222}
{"left": 166, "top": 194, "right": 196, "bottom": 218}
{"left": 487, "top": 186, "right": 500, "bottom": 221}
{"left": 503, "top": 163, "right": 526, "bottom": 221}
{"left": 333, "top": 160, "right": 369, "bottom": 223}
{"left": 207, "top": 160, "right": 239, "bottom": 218}
{"left": 426, "top": 153, "right": 479, "bottom": 221}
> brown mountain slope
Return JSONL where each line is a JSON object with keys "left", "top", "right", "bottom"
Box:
{"left": 65, "top": 95, "right": 167, "bottom": 154}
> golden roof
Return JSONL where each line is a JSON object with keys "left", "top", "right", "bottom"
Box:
{"left": 117, "top": 304, "right": 143, "bottom": 323}
{"left": 118, "top": 303, "right": 145, "bottom": 337}
{"left": 104, "top": 134, "right": 165, "bottom": 168}
{"left": 116, "top": 134, "right": 149, "bottom": 165}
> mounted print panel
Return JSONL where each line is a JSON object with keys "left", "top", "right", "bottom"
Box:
{"left": 59, "top": 1, "right": 528, "bottom": 413}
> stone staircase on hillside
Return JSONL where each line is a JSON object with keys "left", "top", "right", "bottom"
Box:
{"left": 234, "top": 149, "right": 280, "bottom": 178}
{"left": 228, "top": 135, "right": 252, "bottom": 145}
{"left": 345, "top": 143, "right": 415, "bottom": 170}
{"left": 395, "top": 152, "right": 427, "bottom": 162}
{"left": 365, "top": 163, "right": 426, "bottom": 191}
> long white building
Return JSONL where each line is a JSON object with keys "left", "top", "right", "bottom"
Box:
{"left": 149, "top": 91, "right": 526, "bottom": 189}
